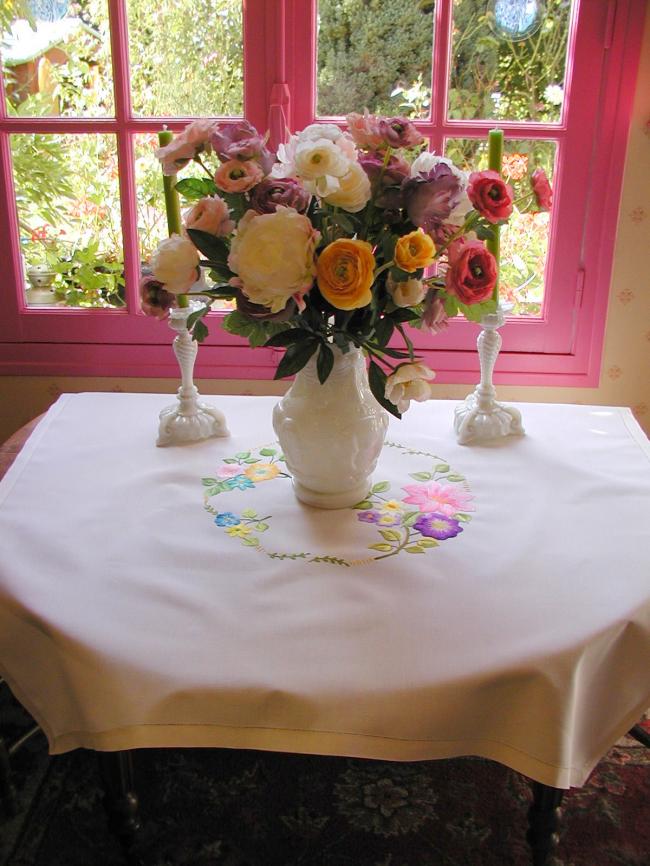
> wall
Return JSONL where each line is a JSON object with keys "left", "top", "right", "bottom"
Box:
{"left": 1, "top": 14, "right": 649, "bottom": 443}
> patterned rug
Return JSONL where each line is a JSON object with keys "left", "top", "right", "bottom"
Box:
{"left": 1, "top": 693, "right": 648, "bottom": 866}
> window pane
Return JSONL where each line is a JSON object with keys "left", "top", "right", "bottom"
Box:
{"left": 449, "top": 0, "right": 572, "bottom": 122}
{"left": 13, "top": 133, "right": 124, "bottom": 308}
{"left": 2, "top": 1, "right": 114, "bottom": 117}
{"left": 445, "top": 137, "right": 556, "bottom": 316}
{"left": 135, "top": 134, "right": 234, "bottom": 311}
{"left": 317, "top": 0, "right": 434, "bottom": 119}
{"left": 127, "top": 0, "right": 243, "bottom": 117}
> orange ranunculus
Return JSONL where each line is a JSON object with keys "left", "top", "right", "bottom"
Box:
{"left": 316, "top": 238, "right": 375, "bottom": 310}
{"left": 394, "top": 230, "right": 436, "bottom": 273}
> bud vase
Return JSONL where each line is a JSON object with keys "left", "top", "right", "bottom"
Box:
{"left": 272, "top": 346, "right": 389, "bottom": 509}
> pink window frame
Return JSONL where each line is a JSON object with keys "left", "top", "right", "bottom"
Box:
{"left": 0, "top": 0, "right": 645, "bottom": 386}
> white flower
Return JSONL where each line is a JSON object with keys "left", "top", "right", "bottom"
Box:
{"left": 297, "top": 122, "right": 345, "bottom": 143}
{"left": 228, "top": 207, "right": 319, "bottom": 313}
{"left": 387, "top": 276, "right": 426, "bottom": 308}
{"left": 294, "top": 138, "right": 351, "bottom": 184}
{"left": 322, "top": 161, "right": 371, "bottom": 213}
{"left": 385, "top": 362, "right": 436, "bottom": 413}
{"left": 544, "top": 84, "right": 564, "bottom": 106}
{"left": 149, "top": 234, "right": 199, "bottom": 294}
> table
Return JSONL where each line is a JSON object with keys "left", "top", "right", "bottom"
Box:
{"left": 0, "top": 393, "right": 649, "bottom": 862}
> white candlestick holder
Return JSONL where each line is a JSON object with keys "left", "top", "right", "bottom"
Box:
{"left": 157, "top": 301, "right": 229, "bottom": 447}
{"left": 454, "top": 303, "right": 524, "bottom": 445}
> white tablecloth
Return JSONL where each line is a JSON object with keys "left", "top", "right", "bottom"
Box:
{"left": 0, "top": 393, "right": 648, "bottom": 788}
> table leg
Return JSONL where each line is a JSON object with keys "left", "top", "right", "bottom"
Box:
{"left": 0, "top": 734, "right": 18, "bottom": 817}
{"left": 98, "top": 750, "right": 142, "bottom": 865}
{"left": 526, "top": 781, "right": 564, "bottom": 866}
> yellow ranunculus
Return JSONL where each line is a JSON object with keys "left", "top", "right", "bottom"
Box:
{"left": 394, "top": 230, "right": 435, "bottom": 273}
{"left": 316, "top": 239, "right": 375, "bottom": 310}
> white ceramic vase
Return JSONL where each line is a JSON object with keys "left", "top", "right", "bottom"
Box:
{"left": 272, "top": 346, "right": 389, "bottom": 509}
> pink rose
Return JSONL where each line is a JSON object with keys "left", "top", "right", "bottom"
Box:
{"left": 346, "top": 111, "right": 384, "bottom": 149}
{"left": 214, "top": 159, "right": 264, "bottom": 193}
{"left": 183, "top": 119, "right": 217, "bottom": 148}
{"left": 467, "top": 170, "right": 513, "bottom": 223}
{"left": 531, "top": 168, "right": 552, "bottom": 211}
{"left": 421, "top": 288, "right": 449, "bottom": 333}
{"left": 445, "top": 240, "right": 497, "bottom": 305}
{"left": 154, "top": 136, "right": 197, "bottom": 177}
{"left": 184, "top": 196, "right": 235, "bottom": 237}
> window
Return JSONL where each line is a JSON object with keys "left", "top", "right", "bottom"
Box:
{"left": 0, "top": 0, "right": 645, "bottom": 385}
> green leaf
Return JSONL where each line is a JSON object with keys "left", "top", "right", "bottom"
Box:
{"left": 273, "top": 339, "right": 319, "bottom": 380}
{"left": 222, "top": 458, "right": 238, "bottom": 464}
{"left": 241, "top": 508, "right": 257, "bottom": 518}
{"left": 259, "top": 448, "right": 277, "bottom": 456}
{"left": 186, "top": 229, "right": 230, "bottom": 266}
{"left": 402, "top": 511, "right": 421, "bottom": 527}
{"left": 475, "top": 223, "right": 496, "bottom": 241}
{"left": 444, "top": 297, "right": 459, "bottom": 319}
{"left": 202, "top": 477, "right": 218, "bottom": 486}
{"left": 175, "top": 177, "right": 217, "bottom": 201}
{"left": 417, "top": 538, "right": 439, "bottom": 549}
{"left": 446, "top": 474, "right": 465, "bottom": 482}
{"left": 255, "top": 522, "right": 269, "bottom": 532}
{"left": 369, "top": 543, "right": 394, "bottom": 552}
{"left": 371, "top": 481, "right": 390, "bottom": 493}
{"left": 390, "top": 308, "right": 420, "bottom": 323}
{"left": 244, "top": 457, "right": 258, "bottom": 463}
{"left": 409, "top": 471, "right": 433, "bottom": 481}
{"left": 264, "top": 328, "right": 313, "bottom": 348}
{"left": 373, "top": 315, "right": 394, "bottom": 348}
{"left": 379, "top": 528, "right": 401, "bottom": 542}
{"left": 192, "top": 317, "right": 209, "bottom": 343}
{"left": 235, "top": 451, "right": 251, "bottom": 459}
{"left": 242, "top": 536, "right": 259, "bottom": 547}
{"left": 457, "top": 513, "right": 472, "bottom": 522}
{"left": 352, "top": 500, "right": 373, "bottom": 509}
{"left": 368, "top": 360, "right": 402, "bottom": 419}
{"left": 435, "top": 463, "right": 450, "bottom": 473}
{"left": 317, "top": 343, "right": 334, "bottom": 384}
{"left": 405, "top": 545, "right": 425, "bottom": 554}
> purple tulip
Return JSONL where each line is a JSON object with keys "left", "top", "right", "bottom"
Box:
{"left": 248, "top": 177, "right": 311, "bottom": 215}
{"left": 402, "top": 164, "right": 464, "bottom": 232}
{"left": 359, "top": 152, "right": 410, "bottom": 212}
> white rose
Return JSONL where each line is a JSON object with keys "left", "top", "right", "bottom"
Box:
{"left": 294, "top": 138, "right": 352, "bottom": 190}
{"left": 228, "top": 207, "right": 318, "bottom": 313}
{"left": 385, "top": 362, "right": 436, "bottom": 413}
{"left": 297, "top": 123, "right": 345, "bottom": 143}
{"left": 387, "top": 276, "right": 426, "bottom": 307}
{"left": 322, "top": 162, "right": 371, "bottom": 213}
{"left": 149, "top": 234, "right": 199, "bottom": 294}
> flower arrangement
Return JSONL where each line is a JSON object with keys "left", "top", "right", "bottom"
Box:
{"left": 142, "top": 114, "right": 551, "bottom": 417}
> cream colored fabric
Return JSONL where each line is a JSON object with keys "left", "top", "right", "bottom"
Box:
{"left": 0, "top": 393, "right": 648, "bottom": 788}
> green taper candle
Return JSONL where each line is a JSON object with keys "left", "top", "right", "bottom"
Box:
{"left": 487, "top": 128, "right": 503, "bottom": 303}
{"left": 158, "top": 130, "right": 183, "bottom": 238}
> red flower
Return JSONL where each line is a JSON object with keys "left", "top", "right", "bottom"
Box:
{"left": 531, "top": 168, "right": 553, "bottom": 212}
{"left": 467, "top": 170, "right": 514, "bottom": 223}
{"left": 445, "top": 240, "right": 497, "bottom": 305}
